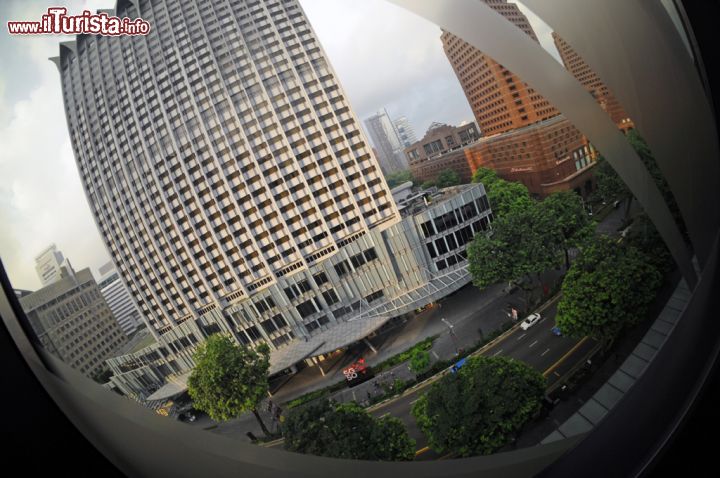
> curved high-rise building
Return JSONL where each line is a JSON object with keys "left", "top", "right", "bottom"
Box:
{"left": 53, "top": 0, "right": 491, "bottom": 401}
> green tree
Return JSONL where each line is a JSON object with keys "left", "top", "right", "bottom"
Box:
{"left": 435, "top": 168, "right": 461, "bottom": 188}
{"left": 471, "top": 167, "right": 533, "bottom": 218}
{"left": 622, "top": 213, "right": 674, "bottom": 275}
{"left": 556, "top": 236, "right": 663, "bottom": 343}
{"left": 593, "top": 155, "right": 630, "bottom": 204}
{"left": 408, "top": 348, "right": 431, "bottom": 374}
{"left": 467, "top": 205, "right": 559, "bottom": 309}
{"left": 384, "top": 170, "right": 415, "bottom": 189}
{"left": 539, "top": 191, "right": 594, "bottom": 269}
{"left": 411, "top": 356, "right": 545, "bottom": 457}
{"left": 421, "top": 180, "right": 436, "bottom": 190}
{"left": 283, "top": 400, "right": 415, "bottom": 461}
{"left": 626, "top": 130, "right": 686, "bottom": 237}
{"left": 187, "top": 334, "right": 272, "bottom": 435}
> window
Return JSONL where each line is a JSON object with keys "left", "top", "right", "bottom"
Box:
{"left": 322, "top": 289, "right": 339, "bottom": 305}
{"left": 446, "top": 234, "right": 458, "bottom": 250}
{"left": 260, "top": 318, "right": 277, "bottom": 334}
{"left": 426, "top": 242, "right": 437, "bottom": 259}
{"left": 435, "top": 238, "right": 448, "bottom": 255}
{"left": 296, "top": 299, "right": 318, "bottom": 318}
{"left": 313, "top": 271, "right": 329, "bottom": 286}
{"left": 334, "top": 260, "right": 349, "bottom": 277}
{"left": 364, "top": 290, "right": 384, "bottom": 303}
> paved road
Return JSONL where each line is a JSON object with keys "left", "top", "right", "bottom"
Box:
{"left": 366, "top": 297, "right": 599, "bottom": 457}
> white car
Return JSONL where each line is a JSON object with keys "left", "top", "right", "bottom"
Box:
{"left": 520, "top": 313, "right": 542, "bottom": 330}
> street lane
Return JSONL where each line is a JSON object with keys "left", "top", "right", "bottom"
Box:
{"left": 365, "top": 296, "right": 595, "bottom": 453}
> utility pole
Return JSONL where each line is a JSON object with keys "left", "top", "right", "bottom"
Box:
{"left": 441, "top": 317, "right": 460, "bottom": 355}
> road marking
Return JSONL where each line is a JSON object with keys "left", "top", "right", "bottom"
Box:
{"left": 543, "top": 337, "right": 590, "bottom": 377}
{"left": 529, "top": 340, "right": 538, "bottom": 348}
{"left": 541, "top": 348, "right": 550, "bottom": 357}
{"left": 517, "top": 333, "right": 527, "bottom": 341}
{"left": 492, "top": 348, "right": 503, "bottom": 357}
{"left": 432, "top": 351, "right": 440, "bottom": 360}
{"left": 553, "top": 371, "right": 561, "bottom": 377}
{"left": 415, "top": 446, "right": 430, "bottom": 456}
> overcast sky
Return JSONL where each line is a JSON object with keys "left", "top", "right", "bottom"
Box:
{"left": 0, "top": 0, "right": 560, "bottom": 291}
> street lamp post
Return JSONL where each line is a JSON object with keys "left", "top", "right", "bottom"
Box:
{"left": 441, "top": 317, "right": 461, "bottom": 355}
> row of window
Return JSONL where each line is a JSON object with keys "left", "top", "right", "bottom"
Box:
{"left": 334, "top": 247, "right": 378, "bottom": 277}
{"left": 420, "top": 196, "right": 491, "bottom": 238}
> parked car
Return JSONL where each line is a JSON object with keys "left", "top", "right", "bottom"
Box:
{"left": 520, "top": 313, "right": 542, "bottom": 330}
{"left": 551, "top": 326, "right": 563, "bottom": 336}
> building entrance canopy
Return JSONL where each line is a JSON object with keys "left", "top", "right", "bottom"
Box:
{"left": 268, "top": 267, "right": 471, "bottom": 374}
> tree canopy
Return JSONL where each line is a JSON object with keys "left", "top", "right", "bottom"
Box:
{"left": 592, "top": 155, "right": 630, "bottom": 203}
{"left": 411, "top": 355, "right": 545, "bottom": 457}
{"left": 556, "top": 236, "right": 663, "bottom": 342}
{"left": 283, "top": 400, "right": 415, "bottom": 461}
{"left": 408, "top": 348, "right": 431, "bottom": 374}
{"left": 467, "top": 204, "right": 559, "bottom": 304}
{"left": 539, "top": 191, "right": 594, "bottom": 268}
{"left": 187, "top": 334, "right": 272, "bottom": 435}
{"left": 471, "top": 167, "right": 533, "bottom": 218}
{"left": 622, "top": 213, "right": 674, "bottom": 275}
{"left": 384, "top": 170, "right": 415, "bottom": 189}
{"left": 435, "top": 169, "right": 462, "bottom": 188}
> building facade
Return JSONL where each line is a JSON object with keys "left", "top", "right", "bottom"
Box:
{"left": 19, "top": 268, "right": 129, "bottom": 379}
{"left": 405, "top": 122, "right": 481, "bottom": 183}
{"left": 35, "top": 244, "right": 74, "bottom": 286}
{"left": 98, "top": 262, "right": 142, "bottom": 336}
{"left": 393, "top": 116, "right": 418, "bottom": 148}
{"left": 465, "top": 115, "right": 598, "bottom": 197}
{"left": 552, "top": 32, "right": 634, "bottom": 132}
{"left": 436, "top": 0, "right": 597, "bottom": 197}
{"left": 54, "top": 0, "right": 494, "bottom": 402}
{"left": 364, "top": 108, "right": 408, "bottom": 174}
{"left": 441, "top": 0, "right": 559, "bottom": 137}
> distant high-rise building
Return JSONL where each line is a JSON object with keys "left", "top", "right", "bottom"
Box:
{"left": 34, "top": 244, "right": 74, "bottom": 286}
{"left": 438, "top": 0, "right": 597, "bottom": 197}
{"left": 19, "top": 268, "right": 129, "bottom": 378}
{"left": 405, "top": 122, "right": 481, "bottom": 183}
{"left": 551, "top": 32, "right": 634, "bottom": 132}
{"left": 441, "top": 0, "right": 558, "bottom": 136}
{"left": 98, "top": 262, "right": 141, "bottom": 336}
{"left": 393, "top": 116, "right": 418, "bottom": 148}
{"left": 54, "top": 0, "right": 491, "bottom": 401}
{"left": 364, "top": 109, "right": 408, "bottom": 173}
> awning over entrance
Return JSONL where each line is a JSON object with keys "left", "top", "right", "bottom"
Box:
{"left": 268, "top": 266, "right": 471, "bottom": 374}
{"left": 146, "top": 370, "right": 192, "bottom": 402}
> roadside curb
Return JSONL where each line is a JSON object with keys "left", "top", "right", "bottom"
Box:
{"left": 259, "top": 437, "right": 285, "bottom": 448}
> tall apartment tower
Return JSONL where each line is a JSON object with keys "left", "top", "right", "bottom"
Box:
{"left": 54, "top": 0, "right": 491, "bottom": 399}
{"left": 393, "top": 116, "right": 418, "bottom": 148}
{"left": 20, "top": 268, "right": 129, "bottom": 379}
{"left": 441, "top": 0, "right": 558, "bottom": 136}
{"left": 364, "top": 109, "right": 409, "bottom": 174}
{"left": 551, "top": 32, "right": 633, "bottom": 131}
{"left": 35, "top": 244, "right": 74, "bottom": 286}
{"left": 98, "top": 262, "right": 142, "bottom": 336}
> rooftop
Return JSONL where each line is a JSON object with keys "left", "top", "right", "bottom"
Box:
{"left": 397, "top": 184, "right": 477, "bottom": 217}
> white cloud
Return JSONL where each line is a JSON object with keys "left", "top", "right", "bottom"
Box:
{"left": 1, "top": 1, "right": 113, "bottom": 291}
